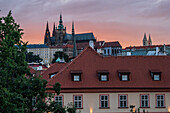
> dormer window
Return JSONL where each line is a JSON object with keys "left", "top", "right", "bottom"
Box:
{"left": 49, "top": 72, "right": 58, "bottom": 79}
{"left": 97, "top": 70, "right": 109, "bottom": 81}
{"left": 73, "top": 75, "right": 80, "bottom": 81}
{"left": 150, "top": 70, "right": 161, "bottom": 81}
{"left": 70, "top": 70, "right": 82, "bottom": 82}
{"left": 118, "top": 70, "right": 130, "bottom": 81}
{"left": 154, "top": 74, "right": 160, "bottom": 81}
{"left": 101, "top": 75, "right": 108, "bottom": 81}
{"left": 122, "top": 75, "right": 128, "bottom": 81}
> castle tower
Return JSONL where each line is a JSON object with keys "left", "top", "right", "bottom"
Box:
{"left": 58, "top": 13, "right": 64, "bottom": 30}
{"left": 148, "top": 34, "right": 152, "bottom": 46}
{"left": 54, "top": 13, "right": 66, "bottom": 45}
{"left": 143, "top": 33, "right": 148, "bottom": 46}
{"left": 72, "top": 21, "right": 77, "bottom": 57}
{"left": 44, "top": 21, "right": 50, "bottom": 46}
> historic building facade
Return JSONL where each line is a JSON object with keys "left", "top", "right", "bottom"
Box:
{"left": 44, "top": 46, "right": 170, "bottom": 113}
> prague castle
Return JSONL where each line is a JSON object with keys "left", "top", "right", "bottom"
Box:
{"left": 44, "top": 14, "right": 96, "bottom": 46}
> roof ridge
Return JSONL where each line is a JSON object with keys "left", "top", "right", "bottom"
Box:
{"left": 47, "top": 46, "right": 102, "bottom": 84}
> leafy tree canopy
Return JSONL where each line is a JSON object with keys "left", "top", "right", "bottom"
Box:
{"left": 26, "top": 52, "right": 43, "bottom": 63}
{"left": 52, "top": 51, "right": 69, "bottom": 63}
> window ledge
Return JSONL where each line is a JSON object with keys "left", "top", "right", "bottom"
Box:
{"left": 118, "top": 107, "right": 129, "bottom": 109}
{"left": 99, "top": 107, "right": 110, "bottom": 109}
{"left": 76, "top": 108, "right": 83, "bottom": 109}
{"left": 155, "top": 107, "right": 166, "bottom": 108}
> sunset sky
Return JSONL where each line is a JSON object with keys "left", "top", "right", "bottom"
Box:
{"left": 0, "top": 0, "right": 170, "bottom": 47}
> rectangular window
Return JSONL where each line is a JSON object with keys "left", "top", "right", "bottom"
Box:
{"left": 154, "top": 75, "right": 160, "bottom": 81}
{"left": 119, "top": 95, "right": 128, "bottom": 108}
{"left": 156, "top": 95, "right": 165, "bottom": 107}
{"left": 73, "top": 75, "right": 80, "bottom": 81}
{"left": 55, "top": 96, "right": 63, "bottom": 107}
{"left": 100, "top": 95, "right": 109, "bottom": 108}
{"left": 140, "top": 95, "right": 149, "bottom": 107}
{"left": 101, "top": 75, "right": 107, "bottom": 81}
{"left": 74, "top": 95, "right": 82, "bottom": 108}
{"left": 122, "top": 75, "right": 128, "bottom": 81}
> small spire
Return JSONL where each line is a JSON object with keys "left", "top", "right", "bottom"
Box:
{"left": 149, "top": 34, "right": 151, "bottom": 40}
{"left": 143, "top": 33, "right": 147, "bottom": 40}
{"left": 46, "top": 21, "right": 49, "bottom": 31}
{"left": 148, "top": 34, "right": 152, "bottom": 46}
{"left": 72, "top": 21, "right": 77, "bottom": 57}
{"left": 58, "top": 13, "right": 64, "bottom": 29}
{"left": 72, "top": 21, "right": 74, "bottom": 34}
{"left": 52, "top": 22, "right": 55, "bottom": 37}
{"left": 59, "top": 13, "right": 63, "bottom": 25}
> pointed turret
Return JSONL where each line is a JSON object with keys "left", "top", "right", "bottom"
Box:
{"left": 148, "top": 34, "right": 152, "bottom": 46}
{"left": 44, "top": 21, "right": 50, "bottom": 45}
{"left": 143, "top": 33, "right": 148, "bottom": 46}
{"left": 72, "top": 21, "right": 77, "bottom": 57}
{"left": 52, "top": 22, "right": 55, "bottom": 37}
{"left": 58, "top": 13, "right": 64, "bottom": 29}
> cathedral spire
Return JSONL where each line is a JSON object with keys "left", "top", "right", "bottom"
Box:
{"left": 148, "top": 34, "right": 152, "bottom": 46}
{"left": 143, "top": 33, "right": 148, "bottom": 46}
{"left": 52, "top": 22, "right": 55, "bottom": 37}
{"left": 46, "top": 21, "right": 49, "bottom": 31}
{"left": 44, "top": 21, "right": 50, "bottom": 45}
{"left": 72, "top": 21, "right": 77, "bottom": 57}
{"left": 58, "top": 13, "right": 64, "bottom": 29}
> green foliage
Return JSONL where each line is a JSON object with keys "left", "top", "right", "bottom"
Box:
{"left": 66, "top": 102, "right": 80, "bottom": 113}
{"left": 0, "top": 11, "right": 79, "bottom": 113}
{"left": 0, "top": 10, "right": 28, "bottom": 112}
{"left": 130, "top": 106, "right": 148, "bottom": 113}
{"left": 52, "top": 51, "right": 69, "bottom": 63}
{"left": 26, "top": 52, "right": 43, "bottom": 63}
{"left": 53, "top": 82, "right": 61, "bottom": 95}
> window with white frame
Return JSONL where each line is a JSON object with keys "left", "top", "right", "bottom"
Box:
{"left": 122, "top": 75, "right": 128, "bottom": 81}
{"left": 119, "top": 95, "right": 128, "bottom": 108}
{"left": 101, "top": 75, "right": 108, "bottom": 81}
{"left": 141, "top": 95, "right": 149, "bottom": 107}
{"left": 55, "top": 96, "right": 63, "bottom": 107}
{"left": 100, "top": 95, "right": 109, "bottom": 108}
{"left": 154, "top": 74, "right": 160, "bottom": 81}
{"left": 156, "top": 95, "right": 165, "bottom": 107}
{"left": 73, "top": 75, "right": 80, "bottom": 81}
{"left": 74, "top": 96, "right": 82, "bottom": 108}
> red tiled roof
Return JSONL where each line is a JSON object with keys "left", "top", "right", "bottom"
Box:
{"left": 42, "top": 63, "right": 67, "bottom": 80}
{"left": 103, "top": 41, "right": 121, "bottom": 47}
{"left": 47, "top": 46, "right": 170, "bottom": 93}
{"left": 28, "top": 66, "right": 36, "bottom": 74}
{"left": 125, "top": 45, "right": 170, "bottom": 50}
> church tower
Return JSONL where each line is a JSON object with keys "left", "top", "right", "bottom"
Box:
{"left": 148, "top": 34, "right": 152, "bottom": 46}
{"left": 44, "top": 21, "right": 50, "bottom": 46}
{"left": 72, "top": 21, "right": 77, "bottom": 57}
{"left": 54, "top": 13, "right": 66, "bottom": 45}
{"left": 143, "top": 33, "right": 148, "bottom": 46}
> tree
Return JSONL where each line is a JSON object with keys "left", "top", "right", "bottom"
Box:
{"left": 52, "top": 51, "right": 69, "bottom": 63}
{"left": 0, "top": 10, "right": 29, "bottom": 112}
{"left": 0, "top": 11, "right": 79, "bottom": 113}
{"left": 26, "top": 52, "right": 43, "bottom": 63}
